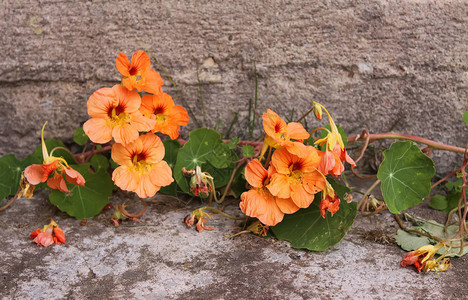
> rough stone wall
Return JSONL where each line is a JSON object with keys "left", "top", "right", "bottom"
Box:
{"left": 1, "top": 0, "right": 467, "bottom": 173}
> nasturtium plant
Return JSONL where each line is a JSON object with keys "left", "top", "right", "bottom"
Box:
{"left": 49, "top": 163, "right": 113, "bottom": 219}
{"left": 377, "top": 141, "right": 435, "bottom": 214}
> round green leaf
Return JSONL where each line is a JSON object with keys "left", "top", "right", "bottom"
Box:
{"left": 377, "top": 141, "right": 435, "bottom": 214}
{"left": 242, "top": 145, "right": 255, "bottom": 158}
{"left": 49, "top": 164, "right": 113, "bottom": 219}
{"left": 271, "top": 180, "right": 357, "bottom": 251}
{"left": 73, "top": 127, "right": 89, "bottom": 146}
{"left": 463, "top": 110, "right": 468, "bottom": 126}
{"left": 173, "top": 128, "right": 237, "bottom": 194}
{"left": 90, "top": 154, "right": 109, "bottom": 172}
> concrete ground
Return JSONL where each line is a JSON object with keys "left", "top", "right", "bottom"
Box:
{"left": 0, "top": 177, "right": 467, "bottom": 299}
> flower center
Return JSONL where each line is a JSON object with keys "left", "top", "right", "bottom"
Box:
{"left": 129, "top": 66, "right": 138, "bottom": 76}
{"left": 131, "top": 153, "right": 152, "bottom": 174}
{"left": 107, "top": 106, "right": 131, "bottom": 127}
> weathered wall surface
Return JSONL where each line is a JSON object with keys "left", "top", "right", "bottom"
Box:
{"left": 1, "top": 0, "right": 467, "bottom": 172}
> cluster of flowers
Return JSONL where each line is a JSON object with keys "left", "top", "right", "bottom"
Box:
{"left": 83, "top": 50, "right": 189, "bottom": 198}
{"left": 239, "top": 102, "right": 356, "bottom": 226}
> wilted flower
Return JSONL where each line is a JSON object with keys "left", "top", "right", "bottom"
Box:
{"left": 30, "top": 219, "right": 65, "bottom": 247}
{"left": 24, "top": 123, "right": 85, "bottom": 193}
{"left": 401, "top": 244, "right": 443, "bottom": 272}
{"left": 184, "top": 208, "right": 214, "bottom": 233}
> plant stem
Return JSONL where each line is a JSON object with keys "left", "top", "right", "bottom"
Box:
{"left": 348, "top": 132, "right": 466, "bottom": 154}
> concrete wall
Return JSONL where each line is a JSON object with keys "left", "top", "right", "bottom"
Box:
{"left": 1, "top": 0, "right": 467, "bottom": 173}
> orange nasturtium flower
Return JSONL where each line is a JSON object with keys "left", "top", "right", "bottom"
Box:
{"left": 240, "top": 159, "right": 301, "bottom": 226}
{"left": 116, "top": 50, "right": 164, "bottom": 95}
{"left": 140, "top": 92, "right": 189, "bottom": 139}
{"left": 267, "top": 148, "right": 326, "bottom": 209}
{"left": 24, "top": 123, "right": 85, "bottom": 193}
{"left": 83, "top": 84, "right": 156, "bottom": 145}
{"left": 30, "top": 219, "right": 65, "bottom": 247}
{"left": 111, "top": 133, "right": 174, "bottom": 198}
{"left": 261, "top": 109, "right": 310, "bottom": 158}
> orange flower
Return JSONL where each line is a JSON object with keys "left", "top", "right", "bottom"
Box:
{"left": 24, "top": 123, "right": 85, "bottom": 193}
{"left": 261, "top": 109, "right": 310, "bottom": 158}
{"left": 111, "top": 133, "right": 173, "bottom": 198}
{"left": 83, "top": 84, "right": 156, "bottom": 145}
{"left": 116, "top": 50, "right": 164, "bottom": 95}
{"left": 30, "top": 219, "right": 65, "bottom": 247}
{"left": 318, "top": 144, "right": 356, "bottom": 177}
{"left": 140, "top": 92, "right": 189, "bottom": 139}
{"left": 267, "top": 148, "right": 325, "bottom": 208}
{"left": 240, "top": 159, "right": 300, "bottom": 226}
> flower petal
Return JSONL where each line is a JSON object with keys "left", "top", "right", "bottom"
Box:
{"left": 112, "top": 124, "right": 140, "bottom": 145}
{"left": 286, "top": 122, "right": 309, "bottom": 140}
{"left": 240, "top": 189, "right": 284, "bottom": 226}
{"left": 116, "top": 52, "right": 131, "bottom": 77}
{"left": 290, "top": 183, "right": 313, "bottom": 208}
{"left": 267, "top": 173, "right": 291, "bottom": 198}
{"left": 244, "top": 159, "right": 268, "bottom": 188}
{"left": 83, "top": 118, "right": 113, "bottom": 144}
{"left": 149, "top": 161, "right": 174, "bottom": 187}
{"left": 47, "top": 173, "right": 69, "bottom": 193}
{"left": 64, "top": 167, "right": 85, "bottom": 186}
{"left": 275, "top": 197, "right": 300, "bottom": 214}
{"left": 140, "top": 133, "right": 165, "bottom": 163}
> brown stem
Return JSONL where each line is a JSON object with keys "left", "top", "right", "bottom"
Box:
{"left": 394, "top": 214, "right": 445, "bottom": 243}
{"left": 218, "top": 160, "right": 246, "bottom": 204}
{"left": 0, "top": 193, "right": 19, "bottom": 212}
{"left": 118, "top": 200, "right": 147, "bottom": 219}
{"left": 348, "top": 132, "right": 466, "bottom": 154}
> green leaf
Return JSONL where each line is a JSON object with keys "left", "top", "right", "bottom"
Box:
{"left": 173, "top": 128, "right": 237, "bottom": 194}
{"left": 49, "top": 163, "right": 112, "bottom": 219}
{"left": 33, "top": 139, "right": 76, "bottom": 165}
{"left": 73, "top": 127, "right": 89, "bottom": 146}
{"left": 0, "top": 154, "right": 40, "bottom": 200}
{"left": 271, "top": 180, "right": 357, "bottom": 251}
{"left": 210, "top": 142, "right": 235, "bottom": 168}
{"left": 428, "top": 195, "right": 447, "bottom": 211}
{"left": 395, "top": 220, "right": 468, "bottom": 257}
{"left": 242, "top": 145, "right": 255, "bottom": 158}
{"left": 160, "top": 140, "right": 181, "bottom": 196}
{"left": 228, "top": 137, "right": 240, "bottom": 150}
{"left": 90, "top": 155, "right": 109, "bottom": 172}
{"left": 377, "top": 141, "right": 435, "bottom": 214}
{"left": 463, "top": 110, "right": 468, "bottom": 126}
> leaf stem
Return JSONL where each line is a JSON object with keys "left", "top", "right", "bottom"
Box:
{"left": 348, "top": 132, "right": 466, "bottom": 154}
